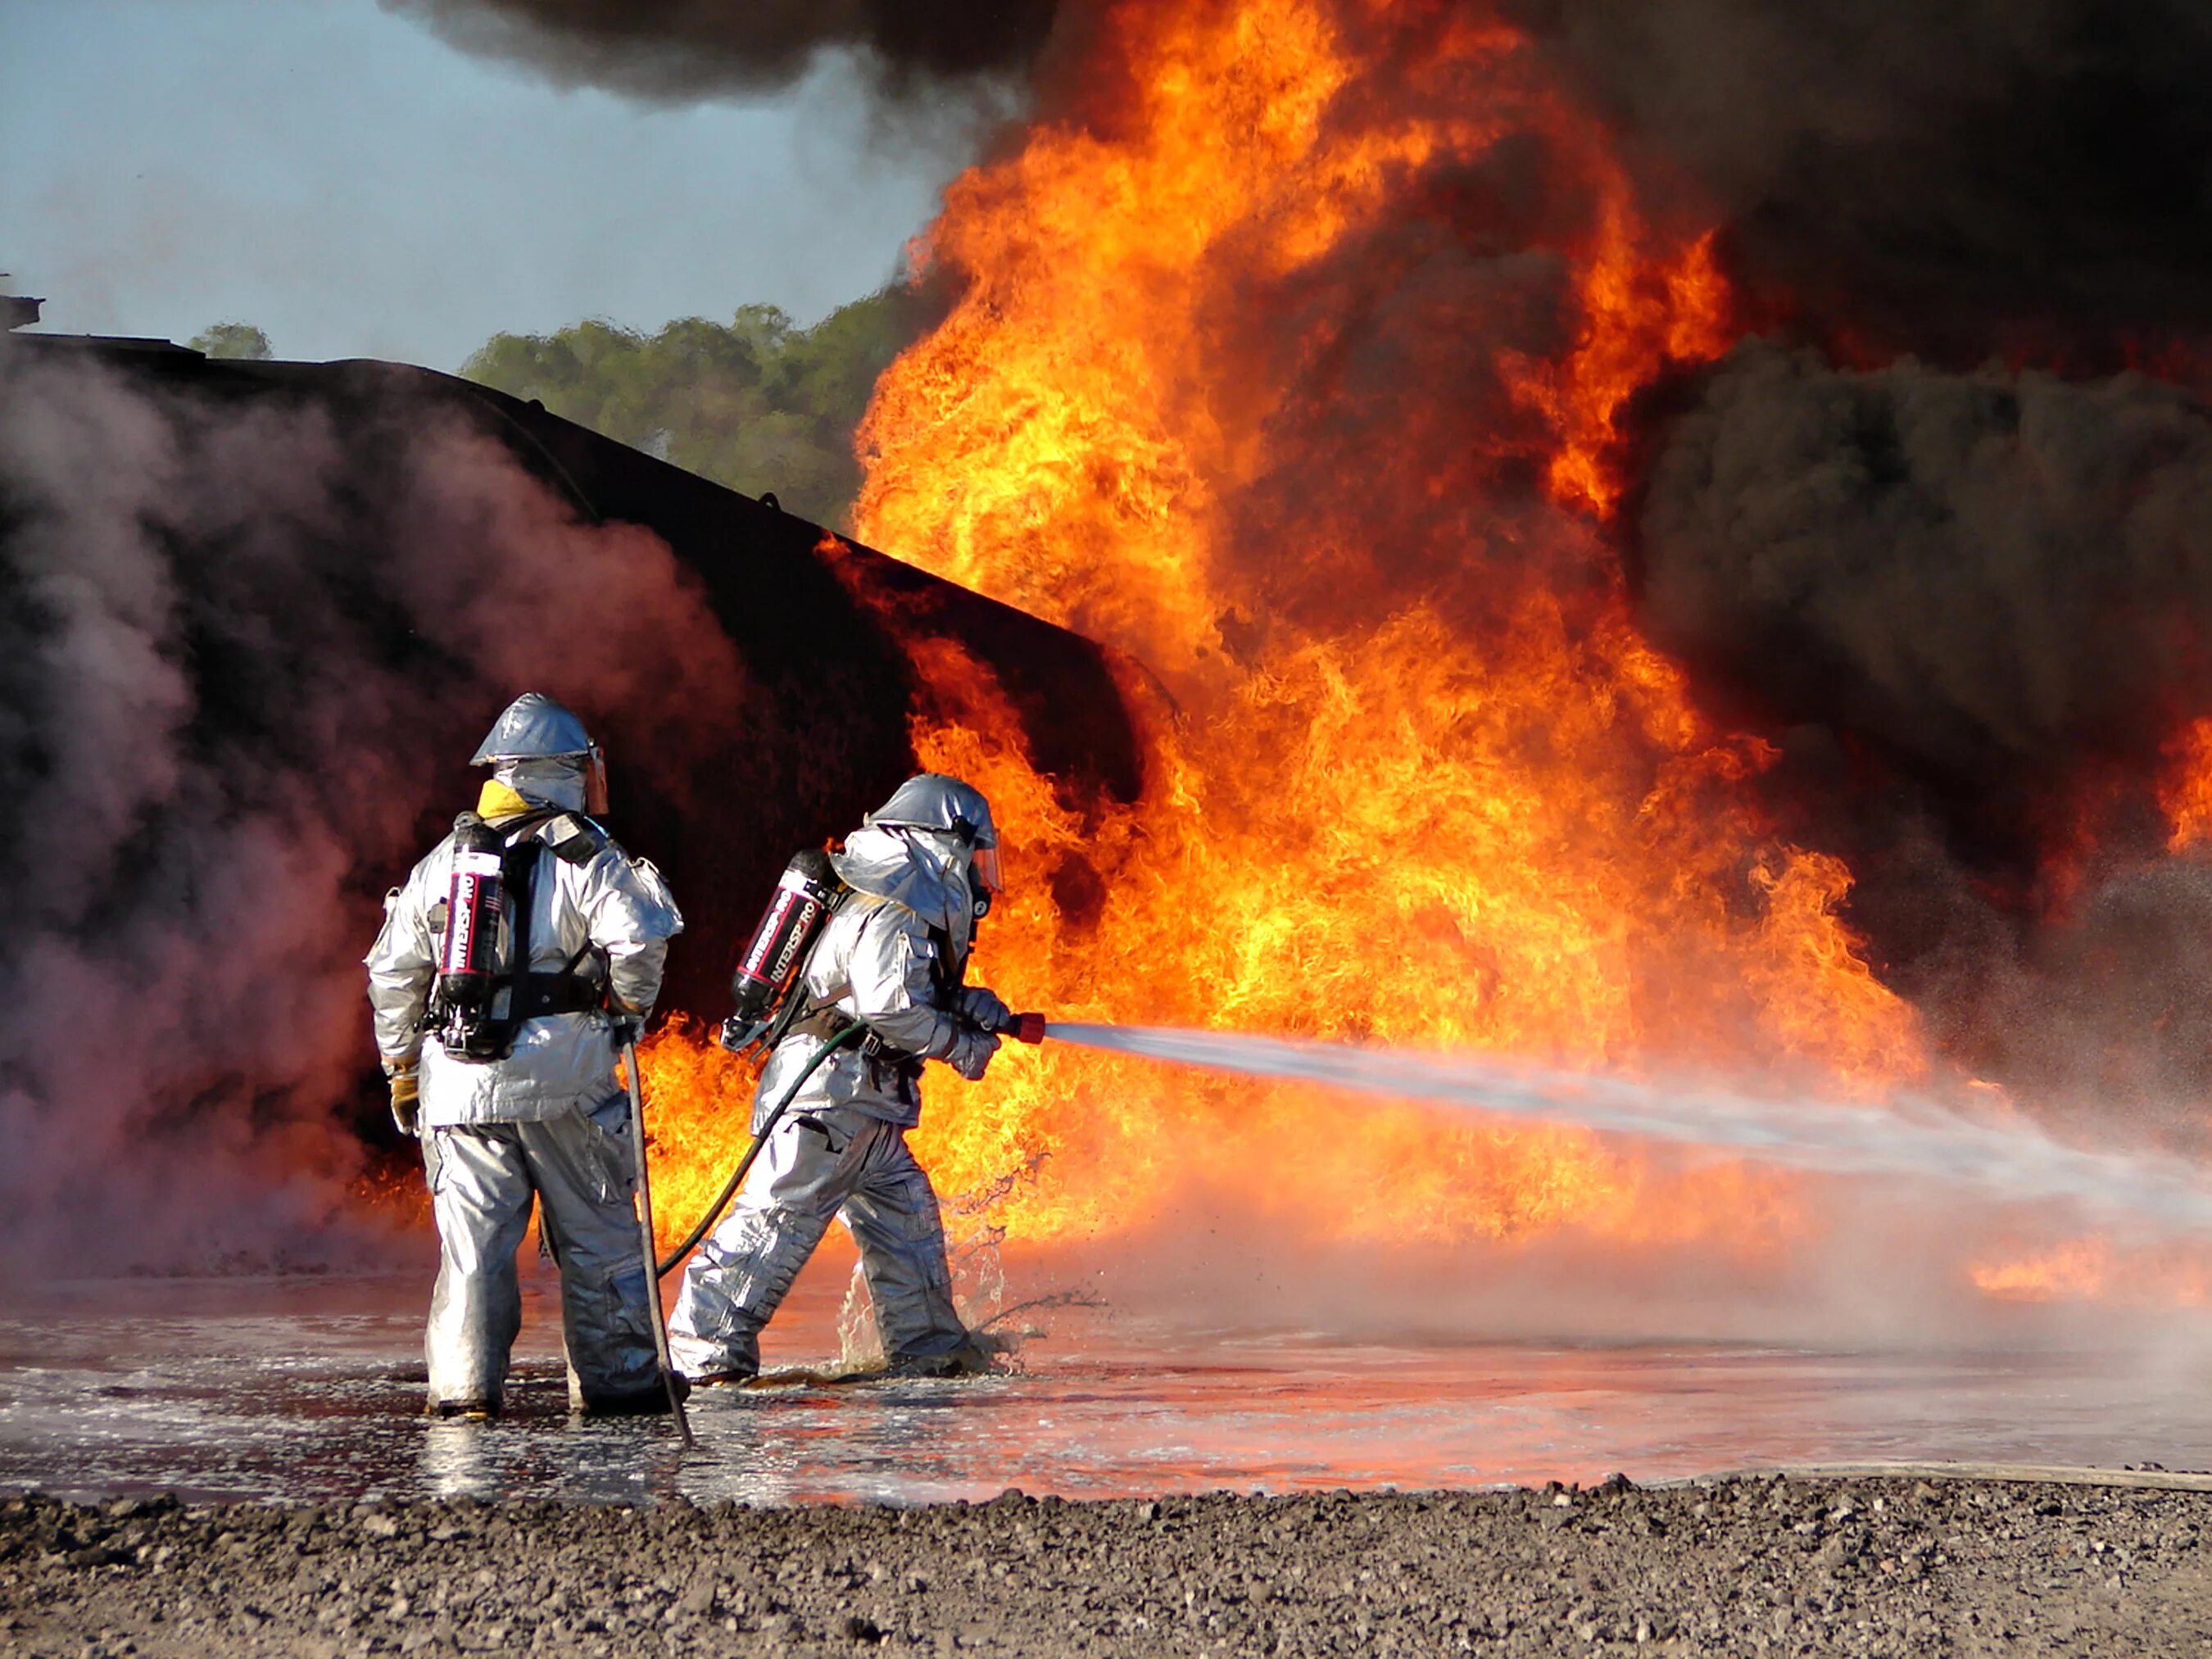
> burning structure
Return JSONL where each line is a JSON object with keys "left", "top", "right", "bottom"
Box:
{"left": 8, "top": 0, "right": 2212, "bottom": 1329}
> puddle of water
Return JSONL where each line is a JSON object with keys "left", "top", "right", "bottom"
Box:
{"left": 2, "top": 1265, "right": 2207, "bottom": 1507}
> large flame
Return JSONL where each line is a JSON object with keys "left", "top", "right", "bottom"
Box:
{"left": 643, "top": 0, "right": 1927, "bottom": 1263}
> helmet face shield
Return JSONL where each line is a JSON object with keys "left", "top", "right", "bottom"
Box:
{"left": 584, "top": 745, "right": 610, "bottom": 817}
{"left": 970, "top": 843, "right": 1004, "bottom": 895}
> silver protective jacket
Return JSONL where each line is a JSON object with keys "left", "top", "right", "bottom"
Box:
{"left": 365, "top": 815, "right": 682, "bottom": 1126}
{"left": 752, "top": 825, "right": 977, "bottom": 1132}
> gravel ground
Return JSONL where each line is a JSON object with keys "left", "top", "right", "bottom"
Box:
{"left": 5, "top": 1475, "right": 2210, "bottom": 1657}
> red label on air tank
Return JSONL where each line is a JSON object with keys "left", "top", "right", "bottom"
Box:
{"left": 443, "top": 851, "right": 503, "bottom": 978}
{"left": 737, "top": 887, "right": 804, "bottom": 986}
{"left": 766, "top": 897, "right": 822, "bottom": 982}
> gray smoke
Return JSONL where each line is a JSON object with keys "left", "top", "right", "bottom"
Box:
{"left": 1970, "top": 861, "right": 2212, "bottom": 1145}
{"left": 0, "top": 342, "right": 745, "bottom": 1275}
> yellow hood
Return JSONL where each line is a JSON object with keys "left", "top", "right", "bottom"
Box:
{"left": 476, "top": 778, "right": 535, "bottom": 823}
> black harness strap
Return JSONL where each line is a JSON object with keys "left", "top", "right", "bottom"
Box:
{"left": 510, "top": 969, "right": 605, "bottom": 1021}
{"left": 497, "top": 832, "right": 543, "bottom": 1035}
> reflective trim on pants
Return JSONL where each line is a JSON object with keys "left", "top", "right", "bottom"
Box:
{"left": 421, "top": 1094, "right": 658, "bottom": 1410}
{"left": 668, "top": 1105, "right": 965, "bottom": 1380}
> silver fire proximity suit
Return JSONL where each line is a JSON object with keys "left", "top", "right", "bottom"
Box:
{"left": 669, "top": 777, "right": 1009, "bottom": 1381}
{"left": 365, "top": 694, "right": 683, "bottom": 1416}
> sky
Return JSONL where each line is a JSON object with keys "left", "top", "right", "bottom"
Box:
{"left": 0, "top": 0, "right": 963, "bottom": 369}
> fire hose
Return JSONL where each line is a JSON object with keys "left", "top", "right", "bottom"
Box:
{"left": 654, "top": 1008, "right": 1047, "bottom": 1280}
{"left": 654, "top": 1018, "right": 868, "bottom": 1278}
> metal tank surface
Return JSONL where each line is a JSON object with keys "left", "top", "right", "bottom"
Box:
{"left": 0, "top": 326, "right": 1141, "bottom": 1027}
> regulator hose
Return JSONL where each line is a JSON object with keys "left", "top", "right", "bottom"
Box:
{"left": 655, "top": 1018, "right": 867, "bottom": 1279}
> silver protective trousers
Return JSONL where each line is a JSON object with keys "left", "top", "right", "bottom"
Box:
{"left": 421, "top": 1094, "right": 660, "bottom": 1412}
{"left": 668, "top": 1104, "right": 967, "bottom": 1379}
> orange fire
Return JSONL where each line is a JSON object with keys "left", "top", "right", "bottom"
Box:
{"left": 644, "top": 0, "right": 1929, "bottom": 1262}
{"left": 1970, "top": 1236, "right": 2212, "bottom": 1307}
{"left": 2159, "top": 715, "right": 2212, "bottom": 851}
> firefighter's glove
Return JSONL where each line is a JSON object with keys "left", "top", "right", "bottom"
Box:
{"left": 944, "top": 1026, "right": 1000, "bottom": 1082}
{"left": 958, "top": 986, "right": 1014, "bottom": 1035}
{"left": 608, "top": 1000, "right": 647, "bottom": 1050}
{"left": 386, "top": 1065, "right": 421, "bottom": 1138}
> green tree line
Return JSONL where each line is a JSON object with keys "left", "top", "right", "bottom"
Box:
{"left": 461, "top": 288, "right": 925, "bottom": 529}
{"left": 189, "top": 322, "right": 273, "bottom": 360}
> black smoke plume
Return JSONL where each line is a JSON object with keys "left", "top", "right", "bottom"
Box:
{"left": 388, "top": 0, "right": 2212, "bottom": 361}
{"left": 1507, "top": 0, "right": 2212, "bottom": 358}
{"left": 1639, "top": 341, "right": 2212, "bottom": 800}
{"left": 1637, "top": 339, "right": 2212, "bottom": 1138}
{"left": 380, "top": 0, "right": 1062, "bottom": 99}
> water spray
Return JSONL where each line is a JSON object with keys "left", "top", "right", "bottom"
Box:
{"left": 1028, "top": 1021, "right": 2212, "bottom": 1234}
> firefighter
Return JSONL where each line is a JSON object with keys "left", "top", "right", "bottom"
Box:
{"left": 669, "top": 773, "right": 1013, "bottom": 1383}
{"left": 365, "top": 693, "right": 683, "bottom": 1418}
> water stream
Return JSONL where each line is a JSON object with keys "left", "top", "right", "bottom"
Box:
{"left": 1045, "top": 1023, "right": 2212, "bottom": 1234}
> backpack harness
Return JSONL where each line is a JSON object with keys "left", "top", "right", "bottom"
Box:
{"left": 428, "top": 807, "right": 613, "bottom": 1063}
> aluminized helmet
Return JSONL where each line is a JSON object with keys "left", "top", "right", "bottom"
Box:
{"left": 865, "top": 773, "right": 1002, "bottom": 891}
{"left": 471, "top": 692, "right": 592, "bottom": 763}
{"left": 472, "top": 693, "right": 609, "bottom": 815}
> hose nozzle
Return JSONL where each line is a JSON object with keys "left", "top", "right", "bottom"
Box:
{"left": 989, "top": 1009, "right": 1049, "bottom": 1045}
{"left": 718, "top": 1014, "right": 768, "bottom": 1054}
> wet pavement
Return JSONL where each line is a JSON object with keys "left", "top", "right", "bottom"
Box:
{"left": 5, "top": 1259, "right": 2210, "bottom": 1507}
